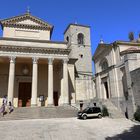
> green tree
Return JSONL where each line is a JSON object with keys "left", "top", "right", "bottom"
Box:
{"left": 134, "top": 106, "right": 140, "bottom": 122}
{"left": 102, "top": 105, "right": 109, "bottom": 117}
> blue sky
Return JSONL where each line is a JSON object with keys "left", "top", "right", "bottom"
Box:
{"left": 0, "top": 0, "right": 140, "bottom": 61}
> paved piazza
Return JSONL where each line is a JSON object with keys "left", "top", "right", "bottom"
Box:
{"left": 0, "top": 117, "right": 140, "bottom": 140}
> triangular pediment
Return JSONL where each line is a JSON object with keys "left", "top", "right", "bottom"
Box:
{"left": 93, "top": 44, "right": 111, "bottom": 60}
{"left": 0, "top": 13, "right": 53, "bottom": 30}
{"left": 16, "top": 19, "right": 41, "bottom": 26}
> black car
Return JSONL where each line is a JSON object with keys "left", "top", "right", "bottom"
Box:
{"left": 77, "top": 106, "right": 102, "bottom": 120}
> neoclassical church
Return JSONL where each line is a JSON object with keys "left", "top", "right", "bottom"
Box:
{"left": 93, "top": 39, "right": 140, "bottom": 118}
{"left": 0, "top": 12, "right": 94, "bottom": 107}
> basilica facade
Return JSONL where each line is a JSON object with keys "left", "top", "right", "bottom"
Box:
{"left": 93, "top": 40, "right": 140, "bottom": 118}
{"left": 0, "top": 12, "right": 94, "bottom": 107}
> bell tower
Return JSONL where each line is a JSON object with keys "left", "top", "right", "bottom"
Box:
{"left": 64, "top": 24, "right": 94, "bottom": 102}
{"left": 64, "top": 23, "right": 92, "bottom": 74}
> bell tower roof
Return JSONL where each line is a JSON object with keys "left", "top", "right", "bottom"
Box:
{"left": 64, "top": 23, "right": 90, "bottom": 34}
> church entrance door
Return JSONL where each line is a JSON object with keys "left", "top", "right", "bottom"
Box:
{"left": 53, "top": 91, "right": 58, "bottom": 106}
{"left": 18, "top": 82, "right": 31, "bottom": 107}
{"left": 104, "top": 81, "right": 109, "bottom": 99}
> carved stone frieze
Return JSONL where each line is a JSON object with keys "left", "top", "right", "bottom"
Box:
{"left": 0, "top": 45, "right": 71, "bottom": 55}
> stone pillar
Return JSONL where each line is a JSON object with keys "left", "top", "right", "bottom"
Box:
{"left": 31, "top": 57, "right": 38, "bottom": 106}
{"left": 111, "top": 48, "right": 120, "bottom": 97}
{"left": 95, "top": 74, "right": 101, "bottom": 99}
{"left": 124, "top": 54, "right": 136, "bottom": 118}
{"left": 63, "top": 59, "right": 69, "bottom": 104}
{"left": 47, "top": 58, "right": 54, "bottom": 106}
{"left": 7, "top": 56, "right": 16, "bottom": 104}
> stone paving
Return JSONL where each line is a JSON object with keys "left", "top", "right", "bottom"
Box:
{"left": 0, "top": 117, "right": 139, "bottom": 140}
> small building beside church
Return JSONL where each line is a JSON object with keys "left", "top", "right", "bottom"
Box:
{"left": 93, "top": 40, "right": 140, "bottom": 118}
{"left": 0, "top": 12, "right": 94, "bottom": 107}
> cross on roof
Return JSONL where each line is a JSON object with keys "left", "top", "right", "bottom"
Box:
{"left": 26, "top": 6, "right": 30, "bottom": 14}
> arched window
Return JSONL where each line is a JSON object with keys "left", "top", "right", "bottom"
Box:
{"left": 101, "top": 60, "right": 108, "bottom": 71}
{"left": 66, "top": 36, "right": 69, "bottom": 42}
{"left": 77, "top": 33, "right": 84, "bottom": 45}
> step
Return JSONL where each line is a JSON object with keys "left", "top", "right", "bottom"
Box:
{"left": 103, "top": 100, "right": 125, "bottom": 118}
{"left": 0, "top": 106, "right": 78, "bottom": 121}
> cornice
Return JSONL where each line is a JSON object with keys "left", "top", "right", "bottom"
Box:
{"left": 95, "top": 65, "right": 115, "bottom": 76}
{"left": 115, "top": 41, "right": 140, "bottom": 46}
{"left": 120, "top": 49, "right": 140, "bottom": 55}
{"left": 2, "top": 23, "right": 52, "bottom": 31}
{"left": 0, "top": 37, "right": 67, "bottom": 45}
{"left": 0, "top": 45, "right": 71, "bottom": 55}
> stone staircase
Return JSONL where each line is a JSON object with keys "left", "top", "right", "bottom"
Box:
{"left": 0, "top": 106, "right": 79, "bottom": 121}
{"left": 102, "top": 100, "right": 125, "bottom": 118}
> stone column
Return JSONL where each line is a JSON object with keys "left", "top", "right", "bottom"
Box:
{"left": 47, "top": 58, "right": 54, "bottom": 106}
{"left": 111, "top": 48, "right": 120, "bottom": 97}
{"left": 95, "top": 74, "right": 101, "bottom": 99}
{"left": 7, "top": 56, "right": 16, "bottom": 104}
{"left": 31, "top": 57, "right": 38, "bottom": 106}
{"left": 63, "top": 59, "right": 69, "bottom": 104}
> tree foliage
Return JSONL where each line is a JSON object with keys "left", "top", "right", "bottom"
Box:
{"left": 102, "top": 105, "right": 109, "bottom": 117}
{"left": 134, "top": 106, "right": 140, "bottom": 122}
{"left": 128, "top": 32, "right": 134, "bottom": 41}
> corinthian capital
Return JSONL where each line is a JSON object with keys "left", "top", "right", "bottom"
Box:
{"left": 63, "top": 58, "right": 69, "bottom": 64}
{"left": 32, "top": 57, "right": 39, "bottom": 64}
{"left": 48, "top": 58, "right": 54, "bottom": 65}
{"left": 9, "top": 56, "right": 16, "bottom": 63}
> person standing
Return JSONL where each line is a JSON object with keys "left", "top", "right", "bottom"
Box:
{"left": 79, "top": 100, "right": 83, "bottom": 111}
{"left": 0, "top": 103, "right": 5, "bottom": 116}
{"left": 2, "top": 95, "right": 7, "bottom": 106}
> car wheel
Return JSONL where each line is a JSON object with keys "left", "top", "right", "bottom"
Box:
{"left": 98, "top": 114, "right": 102, "bottom": 119}
{"left": 77, "top": 116, "right": 80, "bottom": 119}
{"left": 83, "top": 115, "right": 87, "bottom": 120}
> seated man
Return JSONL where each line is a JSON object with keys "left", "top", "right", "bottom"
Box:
{"left": 8, "top": 101, "right": 14, "bottom": 114}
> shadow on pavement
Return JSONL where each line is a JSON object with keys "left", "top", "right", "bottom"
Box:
{"left": 106, "top": 124, "right": 140, "bottom": 140}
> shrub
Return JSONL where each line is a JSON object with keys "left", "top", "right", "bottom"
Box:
{"left": 102, "top": 105, "right": 109, "bottom": 117}
{"left": 134, "top": 106, "right": 140, "bottom": 122}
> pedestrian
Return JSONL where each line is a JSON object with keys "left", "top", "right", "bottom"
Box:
{"left": 0, "top": 103, "right": 5, "bottom": 117}
{"left": 8, "top": 101, "right": 14, "bottom": 114}
{"left": 2, "top": 95, "right": 7, "bottom": 106}
{"left": 79, "top": 100, "right": 83, "bottom": 111}
{"left": 93, "top": 103, "right": 96, "bottom": 107}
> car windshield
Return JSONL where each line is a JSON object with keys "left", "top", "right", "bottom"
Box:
{"left": 83, "top": 107, "right": 90, "bottom": 112}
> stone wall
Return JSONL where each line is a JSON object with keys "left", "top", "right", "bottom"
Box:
{"left": 131, "top": 68, "right": 140, "bottom": 106}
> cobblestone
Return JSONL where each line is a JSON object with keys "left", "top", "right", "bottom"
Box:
{"left": 0, "top": 117, "right": 139, "bottom": 140}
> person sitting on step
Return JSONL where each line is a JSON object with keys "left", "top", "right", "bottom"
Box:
{"left": 8, "top": 101, "right": 14, "bottom": 114}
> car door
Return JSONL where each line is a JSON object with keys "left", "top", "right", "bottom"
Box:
{"left": 92, "top": 107, "right": 100, "bottom": 117}
{"left": 87, "top": 108, "right": 93, "bottom": 117}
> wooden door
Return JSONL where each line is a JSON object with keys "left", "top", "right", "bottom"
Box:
{"left": 18, "top": 82, "right": 31, "bottom": 107}
{"left": 53, "top": 91, "right": 58, "bottom": 106}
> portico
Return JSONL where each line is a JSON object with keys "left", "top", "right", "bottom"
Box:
{"left": 0, "top": 49, "right": 70, "bottom": 107}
